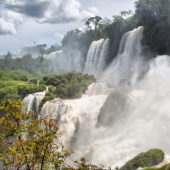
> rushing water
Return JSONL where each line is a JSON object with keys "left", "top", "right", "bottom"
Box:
{"left": 84, "top": 38, "right": 109, "bottom": 78}
{"left": 44, "top": 48, "right": 84, "bottom": 73}
{"left": 104, "top": 26, "right": 144, "bottom": 86}
{"left": 23, "top": 91, "right": 45, "bottom": 113}
{"left": 23, "top": 26, "right": 170, "bottom": 168}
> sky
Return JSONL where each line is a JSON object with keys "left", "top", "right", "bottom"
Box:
{"left": 0, "top": 0, "right": 136, "bottom": 55}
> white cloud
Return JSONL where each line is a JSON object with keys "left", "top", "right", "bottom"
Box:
{"left": 0, "top": 0, "right": 98, "bottom": 35}
{"left": 5, "top": 0, "right": 97, "bottom": 24}
{"left": 0, "top": 18, "right": 17, "bottom": 35}
{"left": 54, "top": 32, "right": 64, "bottom": 39}
{"left": 88, "top": 7, "right": 99, "bottom": 15}
{"left": 0, "top": 10, "right": 24, "bottom": 35}
{"left": 2, "top": 10, "right": 24, "bottom": 24}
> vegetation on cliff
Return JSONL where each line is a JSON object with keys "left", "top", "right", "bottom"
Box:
{"left": 120, "top": 149, "right": 165, "bottom": 170}
{"left": 43, "top": 72, "right": 95, "bottom": 99}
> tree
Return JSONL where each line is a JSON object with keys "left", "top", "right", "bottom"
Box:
{"left": 135, "top": 0, "right": 170, "bottom": 54}
{"left": 0, "top": 100, "right": 70, "bottom": 170}
{"left": 85, "top": 16, "right": 102, "bottom": 31}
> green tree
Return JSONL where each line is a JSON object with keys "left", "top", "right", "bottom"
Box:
{"left": 135, "top": 0, "right": 170, "bottom": 54}
{"left": 0, "top": 100, "right": 70, "bottom": 170}
{"left": 85, "top": 16, "right": 102, "bottom": 31}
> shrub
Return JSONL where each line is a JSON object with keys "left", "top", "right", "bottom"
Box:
{"left": 18, "top": 84, "right": 46, "bottom": 99}
{"left": 120, "top": 149, "right": 165, "bottom": 170}
{"left": 39, "top": 91, "right": 55, "bottom": 110}
{"left": 43, "top": 72, "right": 96, "bottom": 99}
{"left": 29, "top": 78, "right": 38, "bottom": 84}
{"left": 145, "top": 164, "right": 169, "bottom": 170}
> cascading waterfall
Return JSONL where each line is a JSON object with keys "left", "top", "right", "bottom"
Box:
{"left": 23, "top": 26, "right": 170, "bottom": 168}
{"left": 39, "top": 58, "right": 170, "bottom": 167}
{"left": 44, "top": 49, "right": 84, "bottom": 73}
{"left": 40, "top": 82, "right": 109, "bottom": 148}
{"left": 84, "top": 81, "right": 109, "bottom": 96}
{"left": 23, "top": 92, "right": 45, "bottom": 113}
{"left": 84, "top": 38, "right": 109, "bottom": 78}
{"left": 104, "top": 26, "right": 144, "bottom": 86}
{"left": 43, "top": 50, "right": 62, "bottom": 60}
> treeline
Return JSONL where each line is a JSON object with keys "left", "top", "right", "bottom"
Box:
{"left": 1, "top": 0, "right": 169, "bottom": 77}
{"left": 0, "top": 52, "right": 50, "bottom": 76}
{"left": 21, "top": 44, "right": 61, "bottom": 56}
{"left": 61, "top": 0, "right": 170, "bottom": 64}
{"left": 0, "top": 70, "right": 95, "bottom": 104}
{"left": 0, "top": 70, "right": 46, "bottom": 102}
{"left": 135, "top": 0, "right": 170, "bottom": 55}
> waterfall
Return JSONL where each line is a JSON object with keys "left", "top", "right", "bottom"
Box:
{"left": 44, "top": 49, "right": 84, "bottom": 73}
{"left": 43, "top": 50, "right": 62, "bottom": 60}
{"left": 40, "top": 55, "right": 170, "bottom": 167}
{"left": 84, "top": 38, "right": 109, "bottom": 78}
{"left": 22, "top": 26, "right": 170, "bottom": 168}
{"left": 23, "top": 92, "right": 45, "bottom": 113}
{"left": 104, "top": 26, "right": 144, "bottom": 86}
{"left": 84, "top": 81, "right": 109, "bottom": 96}
{"left": 40, "top": 91, "right": 108, "bottom": 148}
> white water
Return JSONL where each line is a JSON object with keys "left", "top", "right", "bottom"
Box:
{"left": 40, "top": 91, "right": 108, "bottom": 148}
{"left": 23, "top": 92, "right": 45, "bottom": 113}
{"left": 23, "top": 26, "right": 170, "bottom": 168}
{"left": 39, "top": 59, "right": 170, "bottom": 167}
{"left": 104, "top": 26, "right": 144, "bottom": 86}
{"left": 84, "top": 81, "right": 109, "bottom": 96}
{"left": 43, "top": 51, "right": 62, "bottom": 60}
{"left": 84, "top": 39, "right": 109, "bottom": 78}
{"left": 44, "top": 49, "right": 84, "bottom": 73}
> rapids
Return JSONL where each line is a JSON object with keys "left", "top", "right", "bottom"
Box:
{"left": 23, "top": 26, "right": 170, "bottom": 168}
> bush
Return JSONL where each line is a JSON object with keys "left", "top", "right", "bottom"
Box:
{"left": 120, "top": 149, "right": 165, "bottom": 170}
{"left": 43, "top": 72, "right": 96, "bottom": 99}
{"left": 39, "top": 91, "right": 55, "bottom": 110}
{"left": 145, "top": 164, "right": 169, "bottom": 170}
{"left": 0, "top": 71, "right": 11, "bottom": 80}
{"left": 29, "top": 78, "right": 38, "bottom": 84}
{"left": 18, "top": 84, "right": 46, "bottom": 99}
{"left": 0, "top": 86, "right": 18, "bottom": 101}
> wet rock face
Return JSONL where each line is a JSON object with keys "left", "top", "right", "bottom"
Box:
{"left": 96, "top": 90, "right": 127, "bottom": 127}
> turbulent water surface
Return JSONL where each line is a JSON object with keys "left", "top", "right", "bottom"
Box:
{"left": 24, "top": 26, "right": 170, "bottom": 168}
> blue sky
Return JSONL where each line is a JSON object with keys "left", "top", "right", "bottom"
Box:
{"left": 0, "top": 0, "right": 136, "bottom": 55}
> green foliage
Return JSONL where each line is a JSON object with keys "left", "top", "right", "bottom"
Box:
{"left": 0, "top": 71, "right": 11, "bottom": 80}
{"left": 144, "top": 164, "right": 169, "bottom": 170}
{"left": 9, "top": 70, "right": 31, "bottom": 81}
{"left": 21, "top": 43, "right": 62, "bottom": 55}
{"left": 120, "top": 149, "right": 165, "bottom": 170}
{"left": 0, "top": 53, "right": 50, "bottom": 76}
{"left": 0, "top": 70, "right": 31, "bottom": 81}
{"left": 0, "top": 71, "right": 46, "bottom": 102}
{"left": 135, "top": 0, "right": 170, "bottom": 54}
{"left": 0, "top": 86, "right": 19, "bottom": 101}
{"left": 0, "top": 100, "right": 70, "bottom": 170}
{"left": 39, "top": 91, "right": 55, "bottom": 110}
{"left": 44, "top": 72, "right": 96, "bottom": 99}
{"left": 0, "top": 100, "right": 106, "bottom": 170}
{"left": 85, "top": 16, "right": 102, "bottom": 31}
{"left": 18, "top": 84, "right": 46, "bottom": 99}
{"left": 103, "top": 11, "right": 138, "bottom": 63}
{"left": 72, "top": 158, "right": 105, "bottom": 170}
{"left": 29, "top": 78, "right": 38, "bottom": 84}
